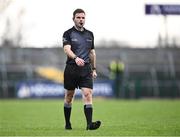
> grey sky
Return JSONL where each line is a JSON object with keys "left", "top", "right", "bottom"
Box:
{"left": 0, "top": 0, "right": 180, "bottom": 47}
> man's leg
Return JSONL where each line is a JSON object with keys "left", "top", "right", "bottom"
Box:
{"left": 64, "top": 90, "right": 75, "bottom": 130}
{"left": 81, "top": 88, "right": 101, "bottom": 130}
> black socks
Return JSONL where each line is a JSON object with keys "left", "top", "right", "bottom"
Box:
{"left": 64, "top": 103, "right": 72, "bottom": 126}
{"left": 84, "top": 104, "right": 102, "bottom": 130}
{"left": 84, "top": 104, "right": 93, "bottom": 126}
{"left": 64, "top": 103, "right": 93, "bottom": 128}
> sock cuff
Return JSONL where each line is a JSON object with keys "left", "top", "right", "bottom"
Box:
{"left": 64, "top": 103, "right": 72, "bottom": 108}
{"left": 84, "top": 104, "right": 92, "bottom": 108}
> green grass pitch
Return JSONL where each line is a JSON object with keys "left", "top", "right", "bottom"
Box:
{"left": 0, "top": 98, "right": 180, "bottom": 136}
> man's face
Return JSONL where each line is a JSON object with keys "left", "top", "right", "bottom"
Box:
{"left": 73, "top": 13, "right": 85, "bottom": 28}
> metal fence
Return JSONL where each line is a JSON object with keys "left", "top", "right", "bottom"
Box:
{"left": 0, "top": 46, "right": 180, "bottom": 98}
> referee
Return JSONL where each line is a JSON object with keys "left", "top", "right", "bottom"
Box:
{"left": 62, "top": 9, "right": 101, "bottom": 130}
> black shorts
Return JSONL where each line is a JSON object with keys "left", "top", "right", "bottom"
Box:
{"left": 64, "top": 64, "right": 93, "bottom": 90}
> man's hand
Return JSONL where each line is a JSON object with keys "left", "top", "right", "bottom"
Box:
{"left": 92, "top": 70, "right": 97, "bottom": 79}
{"left": 75, "top": 57, "right": 85, "bottom": 66}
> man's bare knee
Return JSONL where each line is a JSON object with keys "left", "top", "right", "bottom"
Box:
{"left": 82, "top": 89, "right": 92, "bottom": 103}
{"left": 65, "top": 91, "right": 74, "bottom": 104}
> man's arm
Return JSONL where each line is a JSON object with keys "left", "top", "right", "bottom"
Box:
{"left": 63, "top": 44, "right": 77, "bottom": 59}
{"left": 89, "top": 49, "right": 97, "bottom": 78}
{"left": 90, "top": 49, "right": 97, "bottom": 78}
{"left": 89, "top": 49, "right": 96, "bottom": 69}
{"left": 64, "top": 44, "right": 85, "bottom": 66}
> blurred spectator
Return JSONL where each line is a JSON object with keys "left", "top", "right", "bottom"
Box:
{"left": 109, "top": 59, "right": 125, "bottom": 98}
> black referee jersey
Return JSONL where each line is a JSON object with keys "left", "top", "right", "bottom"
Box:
{"left": 63, "top": 26, "right": 94, "bottom": 64}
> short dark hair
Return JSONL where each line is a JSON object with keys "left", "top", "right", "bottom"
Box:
{"left": 73, "top": 8, "right": 85, "bottom": 19}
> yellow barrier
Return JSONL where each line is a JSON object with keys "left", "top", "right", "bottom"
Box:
{"left": 36, "top": 67, "right": 64, "bottom": 83}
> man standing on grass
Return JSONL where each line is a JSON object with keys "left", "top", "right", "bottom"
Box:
{"left": 62, "top": 8, "right": 101, "bottom": 130}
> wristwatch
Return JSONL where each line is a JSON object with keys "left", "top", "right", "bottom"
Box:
{"left": 73, "top": 55, "right": 77, "bottom": 60}
{"left": 92, "top": 67, "right": 96, "bottom": 70}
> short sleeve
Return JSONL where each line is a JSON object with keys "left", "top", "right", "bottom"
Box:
{"left": 91, "top": 32, "right": 95, "bottom": 49}
{"left": 62, "top": 31, "right": 71, "bottom": 47}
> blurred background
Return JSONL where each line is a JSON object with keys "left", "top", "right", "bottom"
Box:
{"left": 0, "top": 0, "right": 180, "bottom": 99}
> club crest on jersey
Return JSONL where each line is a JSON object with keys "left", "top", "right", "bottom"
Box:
{"left": 71, "top": 38, "right": 78, "bottom": 42}
{"left": 86, "top": 39, "right": 92, "bottom": 42}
